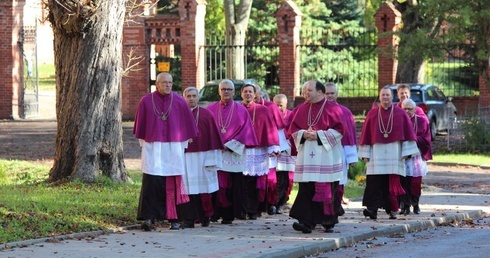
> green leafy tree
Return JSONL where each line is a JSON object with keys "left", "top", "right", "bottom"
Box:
{"left": 205, "top": 0, "right": 225, "bottom": 36}
{"left": 370, "top": 0, "right": 489, "bottom": 90}
{"left": 323, "top": 0, "right": 363, "bottom": 24}
{"left": 246, "top": 0, "right": 377, "bottom": 96}
{"left": 438, "top": 0, "right": 490, "bottom": 88}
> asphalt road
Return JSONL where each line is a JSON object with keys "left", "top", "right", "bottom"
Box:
{"left": 317, "top": 217, "right": 490, "bottom": 258}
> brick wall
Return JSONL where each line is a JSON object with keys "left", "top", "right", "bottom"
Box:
{"left": 276, "top": 1, "right": 302, "bottom": 110}
{"left": 0, "top": 1, "right": 24, "bottom": 119}
{"left": 122, "top": 12, "right": 149, "bottom": 121}
{"left": 479, "top": 64, "right": 490, "bottom": 108}
{"left": 374, "top": 2, "right": 401, "bottom": 89}
{"left": 121, "top": 44, "right": 148, "bottom": 120}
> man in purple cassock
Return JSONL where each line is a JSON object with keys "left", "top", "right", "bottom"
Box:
{"left": 272, "top": 94, "right": 296, "bottom": 215}
{"left": 396, "top": 84, "right": 428, "bottom": 120}
{"left": 133, "top": 72, "right": 198, "bottom": 231}
{"left": 324, "top": 83, "right": 358, "bottom": 214}
{"left": 254, "top": 85, "right": 288, "bottom": 215}
{"left": 399, "top": 99, "right": 432, "bottom": 215}
{"left": 206, "top": 79, "right": 258, "bottom": 224}
{"left": 359, "top": 86, "right": 419, "bottom": 220}
{"left": 180, "top": 87, "right": 224, "bottom": 228}
{"left": 241, "top": 84, "right": 280, "bottom": 219}
{"left": 288, "top": 80, "right": 345, "bottom": 234}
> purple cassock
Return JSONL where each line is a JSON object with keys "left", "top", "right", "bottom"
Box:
{"left": 359, "top": 105, "right": 416, "bottom": 145}
{"left": 412, "top": 115, "right": 432, "bottom": 161}
{"left": 133, "top": 91, "right": 198, "bottom": 142}
{"left": 257, "top": 98, "right": 287, "bottom": 130}
{"left": 338, "top": 104, "right": 357, "bottom": 146}
{"left": 282, "top": 109, "right": 292, "bottom": 129}
{"left": 288, "top": 100, "right": 344, "bottom": 136}
{"left": 243, "top": 102, "right": 279, "bottom": 147}
{"left": 207, "top": 100, "right": 258, "bottom": 147}
{"left": 185, "top": 107, "right": 224, "bottom": 153}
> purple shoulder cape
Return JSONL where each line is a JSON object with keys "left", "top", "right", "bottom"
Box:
{"left": 207, "top": 101, "right": 258, "bottom": 147}
{"left": 186, "top": 107, "right": 224, "bottom": 153}
{"left": 359, "top": 105, "right": 416, "bottom": 145}
{"left": 133, "top": 91, "right": 198, "bottom": 142}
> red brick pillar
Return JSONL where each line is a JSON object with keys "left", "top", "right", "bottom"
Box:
{"left": 121, "top": 12, "right": 149, "bottom": 120}
{"left": 179, "top": 0, "right": 206, "bottom": 91}
{"left": 374, "top": 2, "right": 402, "bottom": 90}
{"left": 276, "top": 1, "right": 302, "bottom": 109}
{"left": 479, "top": 60, "right": 490, "bottom": 109}
{"left": 0, "top": 1, "right": 25, "bottom": 119}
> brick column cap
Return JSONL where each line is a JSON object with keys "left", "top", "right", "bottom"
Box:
{"left": 276, "top": 0, "right": 302, "bottom": 18}
{"left": 374, "top": 2, "right": 402, "bottom": 32}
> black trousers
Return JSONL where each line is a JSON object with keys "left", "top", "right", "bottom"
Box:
{"left": 289, "top": 181, "right": 340, "bottom": 228}
{"left": 275, "top": 170, "right": 291, "bottom": 207}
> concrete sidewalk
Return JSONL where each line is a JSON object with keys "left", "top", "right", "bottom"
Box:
{"left": 2, "top": 189, "right": 488, "bottom": 258}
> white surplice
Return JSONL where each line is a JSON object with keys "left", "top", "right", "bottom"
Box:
{"left": 183, "top": 150, "right": 222, "bottom": 194}
{"left": 140, "top": 140, "right": 188, "bottom": 176}
{"left": 339, "top": 145, "right": 359, "bottom": 185}
{"left": 359, "top": 140, "right": 420, "bottom": 176}
{"left": 293, "top": 129, "right": 343, "bottom": 183}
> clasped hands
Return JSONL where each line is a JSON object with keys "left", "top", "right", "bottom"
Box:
{"left": 303, "top": 128, "right": 318, "bottom": 141}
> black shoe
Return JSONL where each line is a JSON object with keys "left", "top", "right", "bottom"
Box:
{"left": 338, "top": 205, "right": 345, "bottom": 216}
{"left": 141, "top": 219, "right": 152, "bottom": 231}
{"left": 389, "top": 212, "right": 397, "bottom": 219}
{"left": 276, "top": 206, "right": 284, "bottom": 214}
{"left": 248, "top": 213, "right": 257, "bottom": 220}
{"left": 237, "top": 212, "right": 247, "bottom": 220}
{"left": 221, "top": 219, "right": 233, "bottom": 224}
{"left": 292, "top": 222, "right": 312, "bottom": 234}
{"left": 322, "top": 223, "right": 335, "bottom": 233}
{"left": 267, "top": 206, "right": 276, "bottom": 215}
{"left": 399, "top": 206, "right": 410, "bottom": 215}
{"left": 201, "top": 218, "right": 210, "bottom": 227}
{"left": 182, "top": 220, "right": 194, "bottom": 229}
{"left": 413, "top": 205, "right": 420, "bottom": 214}
{"left": 363, "top": 209, "right": 377, "bottom": 220}
{"left": 169, "top": 222, "right": 181, "bottom": 230}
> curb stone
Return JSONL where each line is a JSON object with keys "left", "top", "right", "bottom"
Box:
{"left": 428, "top": 161, "right": 490, "bottom": 170}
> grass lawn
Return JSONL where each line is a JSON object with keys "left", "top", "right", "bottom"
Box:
{"left": 0, "top": 160, "right": 141, "bottom": 244}
{"left": 432, "top": 154, "right": 490, "bottom": 166}
{"left": 37, "top": 64, "right": 55, "bottom": 92}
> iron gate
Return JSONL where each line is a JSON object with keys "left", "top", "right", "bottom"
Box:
{"left": 19, "top": 22, "right": 39, "bottom": 118}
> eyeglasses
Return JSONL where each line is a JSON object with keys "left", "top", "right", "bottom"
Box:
{"left": 403, "top": 108, "right": 414, "bottom": 111}
{"left": 220, "top": 88, "right": 234, "bottom": 92}
{"left": 159, "top": 81, "right": 173, "bottom": 84}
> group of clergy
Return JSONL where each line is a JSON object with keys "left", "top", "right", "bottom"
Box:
{"left": 133, "top": 73, "right": 431, "bottom": 234}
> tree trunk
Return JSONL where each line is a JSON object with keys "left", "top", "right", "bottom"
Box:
{"left": 224, "top": 0, "right": 253, "bottom": 79}
{"left": 47, "top": 0, "right": 131, "bottom": 183}
{"left": 396, "top": 59, "right": 426, "bottom": 83}
{"left": 225, "top": 24, "right": 247, "bottom": 79}
{"left": 394, "top": 0, "right": 426, "bottom": 84}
